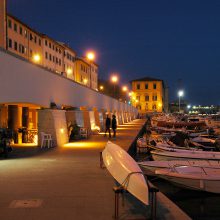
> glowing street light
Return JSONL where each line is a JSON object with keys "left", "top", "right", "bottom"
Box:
{"left": 122, "top": 86, "right": 128, "bottom": 92}
{"left": 128, "top": 92, "right": 132, "bottom": 97}
{"left": 33, "top": 54, "right": 41, "bottom": 63}
{"left": 110, "top": 74, "right": 119, "bottom": 98}
{"left": 178, "top": 90, "right": 184, "bottom": 112}
{"left": 86, "top": 51, "right": 95, "bottom": 61}
{"left": 83, "top": 78, "right": 88, "bottom": 85}
{"left": 67, "top": 68, "right": 73, "bottom": 75}
{"left": 99, "top": 85, "right": 104, "bottom": 91}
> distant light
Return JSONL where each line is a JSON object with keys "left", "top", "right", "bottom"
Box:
{"left": 135, "top": 100, "right": 138, "bottom": 103}
{"left": 178, "top": 90, "right": 184, "bottom": 97}
{"left": 158, "top": 103, "right": 162, "bottom": 107}
{"left": 33, "top": 54, "right": 41, "bottom": 63}
{"left": 187, "top": 105, "right": 191, "bottom": 109}
{"left": 100, "top": 85, "right": 104, "bottom": 90}
{"left": 83, "top": 78, "right": 88, "bottom": 84}
{"left": 60, "top": 128, "right": 64, "bottom": 134}
{"left": 128, "top": 92, "right": 132, "bottom": 96}
{"left": 86, "top": 52, "right": 95, "bottom": 61}
{"left": 122, "top": 86, "right": 128, "bottom": 92}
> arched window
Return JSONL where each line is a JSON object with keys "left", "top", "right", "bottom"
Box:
{"left": 152, "top": 104, "right": 157, "bottom": 110}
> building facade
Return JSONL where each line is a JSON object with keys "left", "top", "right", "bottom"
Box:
{"left": 0, "top": 0, "right": 98, "bottom": 90}
{"left": 131, "top": 77, "right": 167, "bottom": 113}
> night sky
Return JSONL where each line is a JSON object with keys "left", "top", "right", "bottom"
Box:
{"left": 8, "top": 0, "right": 220, "bottom": 105}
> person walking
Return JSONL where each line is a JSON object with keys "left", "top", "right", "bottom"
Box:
{"left": 104, "top": 115, "right": 111, "bottom": 138}
{"left": 112, "top": 115, "right": 117, "bottom": 138}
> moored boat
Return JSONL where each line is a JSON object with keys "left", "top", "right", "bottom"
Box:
{"left": 155, "top": 165, "right": 220, "bottom": 193}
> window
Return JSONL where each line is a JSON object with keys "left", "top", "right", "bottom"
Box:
{"left": 137, "top": 84, "right": 140, "bottom": 89}
{"left": 45, "top": 52, "right": 48, "bottom": 59}
{"left": 29, "top": 33, "right": 33, "bottom": 41}
{"left": 8, "top": 19, "right": 12, "bottom": 28}
{"left": 30, "top": 49, "right": 32, "bottom": 57}
{"left": 49, "top": 42, "right": 51, "bottom": 48}
{"left": 34, "top": 36, "right": 37, "bottom": 43}
{"left": 39, "top": 39, "right": 41, "bottom": 46}
{"left": 14, "top": 23, "right": 17, "bottom": 32}
{"left": 24, "top": 30, "right": 28, "bottom": 38}
{"left": 153, "top": 83, "right": 157, "bottom": 89}
{"left": 49, "top": 54, "right": 52, "bottom": 61}
{"left": 14, "top": 41, "right": 17, "bottom": 51}
{"left": 145, "top": 83, "right": 148, "bottom": 89}
{"left": 8, "top": 38, "right": 12, "bottom": 48}
{"left": 145, "top": 95, "right": 149, "bottom": 101}
{"left": 19, "top": 26, "right": 22, "bottom": 35}
{"left": 45, "top": 40, "right": 48, "bottom": 46}
{"left": 153, "top": 104, "right": 157, "bottom": 110}
{"left": 145, "top": 103, "right": 148, "bottom": 110}
{"left": 59, "top": 59, "right": 61, "bottom": 66}
{"left": 52, "top": 45, "right": 54, "bottom": 50}
{"left": 152, "top": 94, "right": 157, "bottom": 101}
{"left": 136, "top": 96, "right": 140, "bottom": 101}
{"left": 56, "top": 57, "right": 58, "bottom": 63}
{"left": 19, "top": 44, "right": 24, "bottom": 54}
{"left": 53, "top": 56, "right": 55, "bottom": 62}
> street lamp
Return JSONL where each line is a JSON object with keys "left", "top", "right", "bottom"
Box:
{"left": 99, "top": 85, "right": 104, "bottom": 91}
{"left": 33, "top": 54, "right": 41, "bottom": 63}
{"left": 178, "top": 90, "right": 184, "bottom": 112}
{"left": 86, "top": 51, "right": 95, "bottom": 88}
{"left": 122, "top": 86, "right": 128, "bottom": 92}
{"left": 111, "top": 74, "right": 119, "bottom": 98}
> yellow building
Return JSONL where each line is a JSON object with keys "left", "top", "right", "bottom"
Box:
{"left": 74, "top": 57, "right": 98, "bottom": 90}
{"left": 131, "top": 77, "right": 166, "bottom": 113}
{"left": 0, "top": 0, "right": 98, "bottom": 90}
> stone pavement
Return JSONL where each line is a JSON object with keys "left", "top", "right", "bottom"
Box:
{"left": 0, "top": 119, "right": 190, "bottom": 220}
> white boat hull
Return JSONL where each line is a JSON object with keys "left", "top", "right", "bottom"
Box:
{"left": 102, "top": 141, "right": 149, "bottom": 205}
{"left": 156, "top": 166, "right": 220, "bottom": 193}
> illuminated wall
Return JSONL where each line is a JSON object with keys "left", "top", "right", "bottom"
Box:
{"left": 0, "top": 48, "right": 137, "bottom": 115}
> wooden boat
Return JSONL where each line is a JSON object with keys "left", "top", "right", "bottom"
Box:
{"left": 102, "top": 141, "right": 149, "bottom": 205}
{"left": 138, "top": 160, "right": 220, "bottom": 176}
{"left": 151, "top": 148, "right": 220, "bottom": 161}
{"left": 155, "top": 165, "right": 220, "bottom": 193}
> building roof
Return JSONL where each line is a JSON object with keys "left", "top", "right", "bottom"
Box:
{"left": 131, "top": 77, "right": 163, "bottom": 82}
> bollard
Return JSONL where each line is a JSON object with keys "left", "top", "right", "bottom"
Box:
{"left": 113, "top": 186, "right": 124, "bottom": 219}
{"left": 100, "top": 151, "right": 104, "bottom": 168}
{"left": 148, "top": 181, "right": 159, "bottom": 220}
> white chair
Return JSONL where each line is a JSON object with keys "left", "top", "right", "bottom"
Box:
{"left": 40, "top": 132, "right": 53, "bottom": 148}
{"left": 79, "top": 127, "right": 88, "bottom": 139}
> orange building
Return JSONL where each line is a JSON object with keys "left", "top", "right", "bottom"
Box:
{"left": 0, "top": 0, "right": 98, "bottom": 90}
{"left": 131, "top": 77, "right": 168, "bottom": 114}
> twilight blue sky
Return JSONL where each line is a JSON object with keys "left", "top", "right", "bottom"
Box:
{"left": 8, "top": 0, "right": 220, "bottom": 105}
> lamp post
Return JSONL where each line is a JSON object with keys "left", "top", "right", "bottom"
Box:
{"left": 111, "top": 75, "right": 118, "bottom": 99}
{"left": 178, "top": 90, "right": 184, "bottom": 113}
{"left": 86, "top": 51, "right": 95, "bottom": 88}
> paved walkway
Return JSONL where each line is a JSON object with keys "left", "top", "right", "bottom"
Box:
{"left": 0, "top": 119, "right": 190, "bottom": 220}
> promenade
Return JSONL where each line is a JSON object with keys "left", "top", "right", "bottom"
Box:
{"left": 0, "top": 119, "right": 190, "bottom": 220}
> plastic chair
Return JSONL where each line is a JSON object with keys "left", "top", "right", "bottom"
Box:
{"left": 79, "top": 127, "right": 88, "bottom": 139}
{"left": 40, "top": 132, "right": 53, "bottom": 148}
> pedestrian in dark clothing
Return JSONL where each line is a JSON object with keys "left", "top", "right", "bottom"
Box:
{"left": 105, "top": 115, "right": 111, "bottom": 138}
{"left": 112, "top": 115, "right": 117, "bottom": 138}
